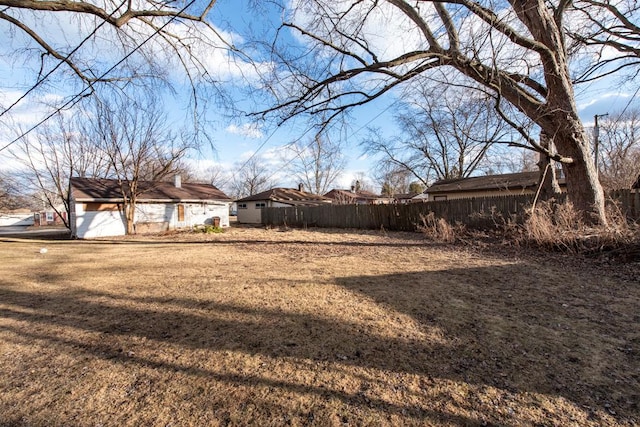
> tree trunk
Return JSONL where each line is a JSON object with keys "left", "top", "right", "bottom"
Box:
{"left": 123, "top": 195, "right": 136, "bottom": 235}
{"left": 126, "top": 205, "right": 135, "bottom": 235}
{"left": 551, "top": 118, "right": 607, "bottom": 224}
{"left": 509, "top": 0, "right": 607, "bottom": 225}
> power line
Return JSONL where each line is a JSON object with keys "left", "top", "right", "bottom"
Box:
{"left": 0, "top": 0, "right": 127, "bottom": 120}
{"left": 0, "top": 0, "right": 196, "bottom": 153}
{"left": 616, "top": 84, "right": 640, "bottom": 118}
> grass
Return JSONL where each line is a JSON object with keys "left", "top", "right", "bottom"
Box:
{"left": 0, "top": 226, "right": 638, "bottom": 426}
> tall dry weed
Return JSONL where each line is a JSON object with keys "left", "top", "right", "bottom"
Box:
{"left": 418, "top": 212, "right": 460, "bottom": 243}
{"left": 516, "top": 200, "right": 638, "bottom": 252}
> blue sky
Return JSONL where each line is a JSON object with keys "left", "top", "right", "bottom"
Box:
{"left": 188, "top": 0, "right": 640, "bottom": 190}
{"left": 0, "top": 0, "right": 638, "bottom": 193}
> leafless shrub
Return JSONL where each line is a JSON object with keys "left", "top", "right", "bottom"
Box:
{"left": 418, "top": 212, "right": 461, "bottom": 243}
{"left": 513, "top": 200, "right": 638, "bottom": 252}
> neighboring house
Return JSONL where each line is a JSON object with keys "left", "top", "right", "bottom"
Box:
{"left": 236, "top": 187, "right": 332, "bottom": 224}
{"left": 324, "top": 188, "right": 388, "bottom": 205}
{"left": 424, "top": 171, "right": 566, "bottom": 201}
{"left": 33, "top": 210, "right": 67, "bottom": 227}
{"left": 0, "top": 209, "right": 34, "bottom": 226}
{"left": 70, "top": 176, "right": 232, "bottom": 238}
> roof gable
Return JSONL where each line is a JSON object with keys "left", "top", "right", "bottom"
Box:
{"left": 70, "top": 177, "right": 232, "bottom": 202}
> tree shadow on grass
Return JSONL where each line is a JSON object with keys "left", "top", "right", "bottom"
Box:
{"left": 338, "top": 265, "right": 640, "bottom": 422}
{"left": 0, "top": 261, "right": 639, "bottom": 425}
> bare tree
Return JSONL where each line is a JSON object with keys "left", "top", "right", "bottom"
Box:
{"left": 569, "top": 1, "right": 640, "bottom": 83}
{"left": 351, "top": 172, "right": 374, "bottom": 193}
{"left": 181, "top": 163, "right": 227, "bottom": 187}
{"left": 597, "top": 108, "right": 640, "bottom": 190}
{"left": 365, "top": 85, "right": 512, "bottom": 185}
{"left": 285, "top": 133, "right": 345, "bottom": 194}
{"left": 374, "top": 163, "right": 411, "bottom": 196}
{"left": 257, "top": 1, "right": 610, "bottom": 223}
{"left": 0, "top": 0, "right": 255, "bottom": 162}
{"left": 230, "top": 157, "right": 277, "bottom": 198}
{"left": 0, "top": 172, "right": 38, "bottom": 210}
{"left": 82, "top": 94, "right": 191, "bottom": 234}
{"left": 9, "top": 113, "right": 109, "bottom": 227}
{"left": 0, "top": 0, "right": 225, "bottom": 92}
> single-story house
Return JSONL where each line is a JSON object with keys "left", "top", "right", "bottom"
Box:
{"left": 324, "top": 188, "right": 388, "bottom": 205}
{"left": 236, "top": 187, "right": 332, "bottom": 224}
{"left": 33, "top": 210, "right": 67, "bottom": 227}
{"left": 70, "top": 176, "right": 232, "bottom": 238}
{"left": 424, "top": 171, "right": 566, "bottom": 201}
{"left": 0, "top": 209, "right": 34, "bottom": 226}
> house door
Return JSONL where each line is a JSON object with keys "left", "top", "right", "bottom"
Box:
{"left": 176, "top": 204, "right": 187, "bottom": 228}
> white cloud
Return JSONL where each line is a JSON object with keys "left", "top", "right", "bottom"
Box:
{"left": 225, "top": 123, "right": 264, "bottom": 139}
{"left": 577, "top": 92, "right": 630, "bottom": 111}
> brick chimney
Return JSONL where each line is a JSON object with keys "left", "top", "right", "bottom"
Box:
{"left": 298, "top": 183, "right": 304, "bottom": 192}
{"left": 174, "top": 174, "right": 182, "bottom": 188}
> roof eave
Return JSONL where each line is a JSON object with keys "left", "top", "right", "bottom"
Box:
{"left": 74, "top": 198, "right": 232, "bottom": 203}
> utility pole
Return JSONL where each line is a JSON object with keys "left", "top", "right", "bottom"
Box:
{"left": 593, "top": 113, "right": 609, "bottom": 175}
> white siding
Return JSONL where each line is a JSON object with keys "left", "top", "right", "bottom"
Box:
{"left": 237, "top": 200, "right": 267, "bottom": 224}
{"left": 236, "top": 200, "right": 292, "bottom": 224}
{"left": 73, "top": 201, "right": 232, "bottom": 238}
{"left": 137, "top": 203, "right": 175, "bottom": 223}
{"left": 0, "top": 213, "right": 34, "bottom": 226}
{"left": 73, "top": 203, "right": 126, "bottom": 238}
{"left": 187, "top": 203, "right": 231, "bottom": 227}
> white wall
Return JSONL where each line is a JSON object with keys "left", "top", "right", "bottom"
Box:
{"left": 237, "top": 200, "right": 291, "bottom": 224}
{"left": 0, "top": 213, "right": 34, "bottom": 226}
{"left": 137, "top": 203, "right": 175, "bottom": 224}
{"left": 187, "top": 203, "right": 231, "bottom": 227}
{"left": 237, "top": 201, "right": 266, "bottom": 224}
{"left": 73, "top": 201, "right": 232, "bottom": 238}
{"left": 73, "top": 204, "right": 126, "bottom": 239}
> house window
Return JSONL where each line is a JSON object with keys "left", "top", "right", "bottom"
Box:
{"left": 238, "top": 203, "right": 247, "bottom": 209}
{"left": 45, "top": 212, "right": 54, "bottom": 222}
{"left": 255, "top": 202, "right": 266, "bottom": 209}
{"left": 177, "top": 205, "right": 185, "bottom": 222}
{"left": 433, "top": 195, "right": 448, "bottom": 201}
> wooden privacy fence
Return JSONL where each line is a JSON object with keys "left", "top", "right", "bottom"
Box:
{"left": 609, "top": 189, "right": 640, "bottom": 220}
{"left": 262, "top": 194, "right": 536, "bottom": 231}
{"left": 262, "top": 190, "right": 640, "bottom": 231}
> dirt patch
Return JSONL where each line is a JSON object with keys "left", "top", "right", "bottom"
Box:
{"left": 0, "top": 226, "right": 638, "bottom": 426}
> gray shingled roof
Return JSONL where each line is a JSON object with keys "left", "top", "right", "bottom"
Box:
{"left": 426, "top": 171, "right": 561, "bottom": 194}
{"left": 236, "top": 188, "right": 331, "bottom": 206}
{"left": 70, "top": 177, "right": 232, "bottom": 202}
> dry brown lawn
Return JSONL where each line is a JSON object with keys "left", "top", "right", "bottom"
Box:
{"left": 0, "top": 226, "right": 638, "bottom": 426}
